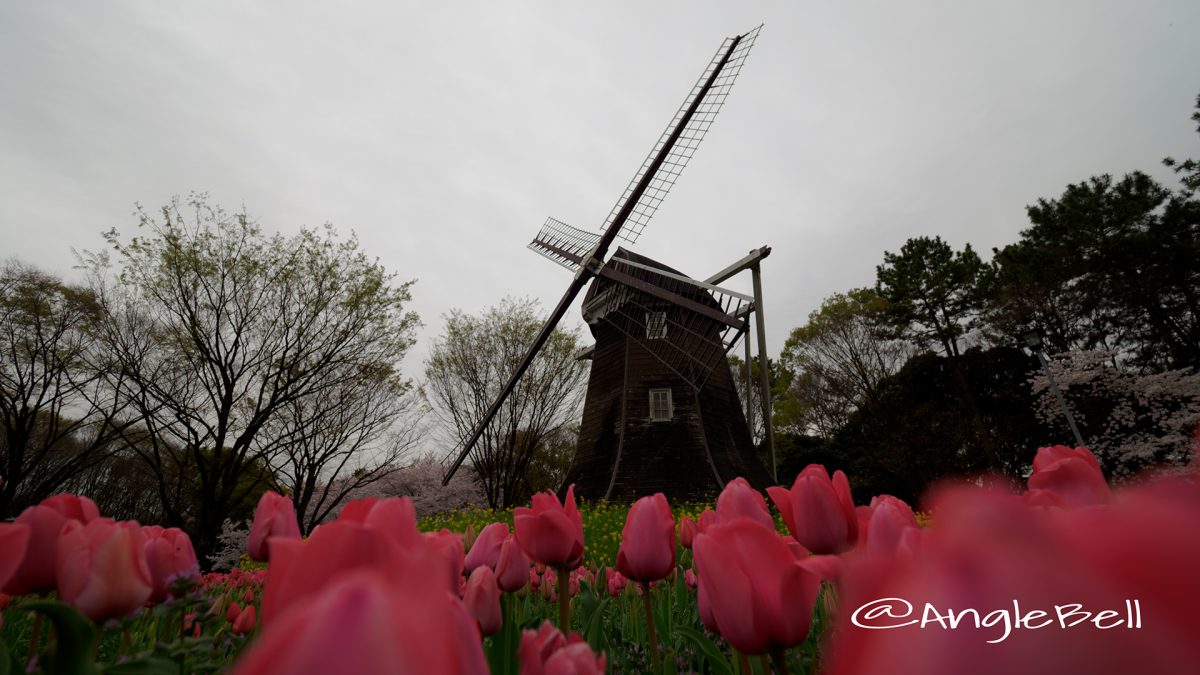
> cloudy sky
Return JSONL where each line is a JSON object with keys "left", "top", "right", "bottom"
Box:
{"left": 2, "top": 1, "right": 1198, "bottom": 375}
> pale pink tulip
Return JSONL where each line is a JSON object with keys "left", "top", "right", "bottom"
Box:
{"left": 143, "top": 526, "right": 200, "bottom": 603}
{"left": 56, "top": 518, "right": 152, "bottom": 621}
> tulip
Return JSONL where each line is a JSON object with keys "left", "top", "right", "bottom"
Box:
{"left": 683, "top": 568, "right": 697, "bottom": 591}
{"left": 57, "top": 518, "right": 153, "bottom": 622}
{"left": 514, "top": 486, "right": 585, "bottom": 570}
{"left": 143, "top": 526, "right": 200, "bottom": 603}
{"left": 4, "top": 493, "right": 100, "bottom": 595}
{"left": 768, "top": 464, "right": 858, "bottom": 555}
{"left": 693, "top": 517, "right": 821, "bottom": 655}
{"left": 679, "top": 516, "right": 698, "bottom": 549}
{"left": 616, "top": 493, "right": 676, "bottom": 582}
{"left": 0, "top": 524, "right": 30, "bottom": 591}
{"left": 825, "top": 477, "right": 1200, "bottom": 675}
{"left": 715, "top": 477, "right": 774, "bottom": 529}
{"left": 464, "top": 522, "right": 510, "bottom": 572}
{"left": 231, "top": 569, "right": 487, "bottom": 675}
{"left": 605, "top": 567, "right": 627, "bottom": 597}
{"left": 464, "top": 566, "right": 502, "bottom": 636}
{"left": 247, "top": 492, "right": 301, "bottom": 562}
{"left": 519, "top": 621, "right": 605, "bottom": 675}
{"left": 860, "top": 495, "right": 919, "bottom": 555}
{"left": 338, "top": 496, "right": 421, "bottom": 548}
{"left": 495, "top": 537, "right": 531, "bottom": 593}
{"left": 697, "top": 508, "right": 718, "bottom": 533}
{"left": 227, "top": 601, "right": 243, "bottom": 623}
{"left": 423, "top": 529, "right": 465, "bottom": 596}
{"left": 232, "top": 604, "right": 257, "bottom": 636}
{"left": 1027, "top": 445, "right": 1111, "bottom": 507}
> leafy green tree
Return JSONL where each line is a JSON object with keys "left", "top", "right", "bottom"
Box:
{"left": 83, "top": 194, "right": 419, "bottom": 562}
{"left": 422, "top": 297, "right": 587, "bottom": 508}
{"left": 834, "top": 346, "right": 1053, "bottom": 504}
{"left": 875, "top": 236, "right": 993, "bottom": 357}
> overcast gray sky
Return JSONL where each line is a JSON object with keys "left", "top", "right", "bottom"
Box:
{"left": 3, "top": 1, "right": 1198, "bottom": 376}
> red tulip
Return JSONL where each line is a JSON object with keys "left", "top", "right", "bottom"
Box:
{"left": 616, "top": 493, "right": 676, "bottom": 582}
{"left": 337, "top": 496, "right": 421, "bottom": 548}
{"left": 464, "top": 522, "right": 509, "bottom": 572}
{"left": 1027, "top": 445, "right": 1111, "bottom": 507}
{"left": 693, "top": 517, "right": 821, "bottom": 654}
{"left": 514, "top": 485, "right": 584, "bottom": 570}
{"left": 143, "top": 526, "right": 200, "bottom": 603}
{"left": 232, "top": 604, "right": 257, "bottom": 636}
{"left": 56, "top": 518, "right": 152, "bottom": 621}
{"left": 232, "top": 569, "right": 487, "bottom": 675}
{"left": 247, "top": 492, "right": 301, "bottom": 562}
{"left": 227, "top": 601, "right": 243, "bottom": 623}
{"left": 768, "top": 464, "right": 858, "bottom": 554}
{"left": 4, "top": 493, "right": 100, "bottom": 595}
{"left": 519, "top": 621, "right": 605, "bottom": 675}
{"left": 716, "top": 477, "right": 774, "bottom": 529}
{"left": 464, "top": 566, "right": 502, "bottom": 636}
{"left": 495, "top": 536, "right": 531, "bottom": 593}
{"left": 679, "top": 516, "right": 698, "bottom": 549}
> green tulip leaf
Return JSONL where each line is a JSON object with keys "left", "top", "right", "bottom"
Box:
{"left": 20, "top": 601, "right": 100, "bottom": 675}
{"left": 103, "top": 658, "right": 180, "bottom": 675}
{"left": 675, "top": 626, "right": 733, "bottom": 675}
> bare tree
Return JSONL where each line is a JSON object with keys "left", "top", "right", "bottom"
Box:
{"left": 266, "top": 364, "right": 421, "bottom": 534}
{"left": 422, "top": 297, "right": 587, "bottom": 508}
{"left": 0, "top": 260, "right": 133, "bottom": 517}
{"left": 779, "top": 288, "right": 917, "bottom": 438}
{"left": 82, "top": 194, "right": 419, "bottom": 562}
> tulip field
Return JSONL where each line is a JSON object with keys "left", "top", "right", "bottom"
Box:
{"left": 1, "top": 445, "right": 1199, "bottom": 674}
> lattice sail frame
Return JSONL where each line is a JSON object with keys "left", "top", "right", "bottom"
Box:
{"left": 582, "top": 256, "right": 753, "bottom": 390}
{"left": 601, "top": 25, "right": 762, "bottom": 245}
{"left": 528, "top": 217, "right": 600, "bottom": 272}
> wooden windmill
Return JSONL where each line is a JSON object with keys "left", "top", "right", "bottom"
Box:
{"left": 443, "top": 26, "right": 775, "bottom": 501}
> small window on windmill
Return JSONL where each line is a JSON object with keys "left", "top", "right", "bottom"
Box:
{"left": 649, "top": 388, "right": 673, "bottom": 421}
{"left": 645, "top": 311, "right": 668, "bottom": 340}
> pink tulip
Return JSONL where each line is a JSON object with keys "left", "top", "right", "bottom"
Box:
{"left": 247, "top": 492, "right": 301, "bottom": 562}
{"left": 423, "top": 529, "right": 465, "bottom": 596}
{"left": 683, "top": 568, "right": 697, "bottom": 591}
{"left": 231, "top": 569, "right": 487, "bottom": 675}
{"left": 616, "top": 493, "right": 676, "bottom": 582}
{"left": 825, "top": 477, "right": 1200, "bottom": 675}
{"left": 716, "top": 477, "right": 774, "bottom": 529}
{"left": 232, "top": 604, "right": 256, "bottom": 635}
{"left": 56, "top": 518, "right": 152, "bottom": 621}
{"left": 679, "top": 516, "right": 698, "bottom": 549}
{"left": 860, "top": 495, "right": 919, "bottom": 555}
{"left": 605, "top": 567, "right": 627, "bottom": 597}
{"left": 0, "top": 524, "right": 30, "bottom": 591}
{"left": 1027, "top": 445, "right": 1111, "bottom": 507}
{"left": 143, "top": 526, "right": 200, "bottom": 603}
{"left": 693, "top": 517, "right": 821, "bottom": 654}
{"left": 697, "top": 508, "right": 718, "bottom": 533}
{"left": 519, "top": 621, "right": 605, "bottom": 675}
{"left": 338, "top": 496, "right": 421, "bottom": 548}
{"left": 464, "top": 522, "right": 510, "bottom": 572}
{"left": 464, "top": 566, "right": 502, "bottom": 636}
{"left": 495, "top": 536, "right": 531, "bottom": 593}
{"left": 768, "top": 464, "right": 858, "bottom": 555}
{"left": 515, "top": 485, "right": 584, "bottom": 570}
{"left": 4, "top": 493, "right": 100, "bottom": 595}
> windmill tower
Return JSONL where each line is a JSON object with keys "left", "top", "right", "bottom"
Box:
{"left": 443, "top": 26, "right": 775, "bottom": 501}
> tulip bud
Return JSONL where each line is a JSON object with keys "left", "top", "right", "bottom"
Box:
{"left": 616, "top": 493, "right": 676, "bottom": 582}
{"left": 247, "top": 492, "right": 301, "bottom": 562}
{"left": 464, "top": 566, "right": 502, "bottom": 636}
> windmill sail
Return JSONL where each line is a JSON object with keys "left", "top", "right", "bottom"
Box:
{"left": 601, "top": 25, "right": 761, "bottom": 245}
{"left": 528, "top": 217, "right": 601, "bottom": 272}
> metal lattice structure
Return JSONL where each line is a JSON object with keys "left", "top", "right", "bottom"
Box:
{"left": 603, "top": 27, "right": 762, "bottom": 245}
{"left": 443, "top": 26, "right": 771, "bottom": 495}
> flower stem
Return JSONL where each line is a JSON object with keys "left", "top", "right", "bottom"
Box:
{"left": 27, "top": 611, "right": 44, "bottom": 664}
{"left": 736, "top": 649, "right": 751, "bottom": 674}
{"left": 556, "top": 567, "right": 570, "bottom": 629}
{"left": 642, "top": 582, "right": 661, "bottom": 675}
{"left": 770, "top": 648, "right": 790, "bottom": 674}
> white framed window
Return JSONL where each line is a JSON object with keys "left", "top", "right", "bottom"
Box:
{"left": 649, "top": 388, "right": 673, "bottom": 421}
{"left": 645, "top": 311, "right": 667, "bottom": 339}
